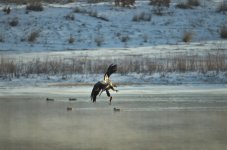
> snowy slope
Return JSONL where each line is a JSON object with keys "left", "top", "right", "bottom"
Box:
{"left": 0, "top": 0, "right": 226, "bottom": 52}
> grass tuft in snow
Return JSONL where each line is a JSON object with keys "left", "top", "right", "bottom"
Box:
{"left": 28, "top": 31, "right": 40, "bottom": 42}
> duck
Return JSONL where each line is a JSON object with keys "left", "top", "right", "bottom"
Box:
{"left": 113, "top": 107, "right": 120, "bottom": 112}
{"left": 46, "top": 98, "right": 54, "bottom": 101}
{"left": 69, "top": 98, "right": 77, "bottom": 101}
{"left": 67, "top": 107, "right": 73, "bottom": 111}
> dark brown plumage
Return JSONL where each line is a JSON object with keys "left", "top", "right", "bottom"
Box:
{"left": 91, "top": 64, "right": 118, "bottom": 104}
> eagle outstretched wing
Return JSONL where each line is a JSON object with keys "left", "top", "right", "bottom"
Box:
{"left": 104, "top": 64, "right": 117, "bottom": 81}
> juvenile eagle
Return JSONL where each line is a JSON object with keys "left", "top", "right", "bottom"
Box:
{"left": 91, "top": 64, "right": 118, "bottom": 104}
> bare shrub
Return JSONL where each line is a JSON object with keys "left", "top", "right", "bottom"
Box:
{"left": 2, "top": 6, "right": 11, "bottom": 14}
{"left": 132, "top": 12, "right": 151, "bottom": 22}
{"left": 220, "top": 25, "right": 227, "bottom": 39}
{"left": 176, "top": 3, "right": 192, "bottom": 9}
{"left": 65, "top": 13, "right": 75, "bottom": 20}
{"left": 28, "top": 31, "right": 40, "bottom": 42}
{"left": 74, "top": 7, "right": 84, "bottom": 13}
{"left": 89, "top": 11, "right": 98, "bottom": 18}
{"left": 142, "top": 34, "right": 148, "bottom": 43}
{"left": 187, "top": 0, "right": 200, "bottom": 7}
{"left": 176, "top": 0, "right": 200, "bottom": 9}
{"left": 0, "top": 34, "right": 4, "bottom": 42}
{"left": 183, "top": 32, "right": 193, "bottom": 43}
{"left": 94, "top": 36, "right": 104, "bottom": 46}
{"left": 149, "top": 0, "right": 171, "bottom": 15}
{"left": 217, "top": 2, "right": 227, "bottom": 13}
{"left": 68, "top": 35, "right": 75, "bottom": 44}
{"left": 26, "top": 2, "right": 44, "bottom": 11}
{"left": 120, "top": 35, "right": 130, "bottom": 43}
{"left": 9, "top": 17, "right": 19, "bottom": 27}
{"left": 149, "top": 0, "right": 170, "bottom": 7}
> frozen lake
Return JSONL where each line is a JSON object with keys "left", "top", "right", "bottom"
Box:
{"left": 0, "top": 84, "right": 227, "bottom": 150}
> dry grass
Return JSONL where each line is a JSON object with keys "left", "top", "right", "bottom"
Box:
{"left": 1, "top": 53, "right": 226, "bottom": 78}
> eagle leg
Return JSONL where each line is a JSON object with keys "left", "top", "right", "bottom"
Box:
{"left": 106, "top": 90, "right": 112, "bottom": 105}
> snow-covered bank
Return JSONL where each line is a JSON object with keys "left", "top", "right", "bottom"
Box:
{"left": 1, "top": 72, "right": 227, "bottom": 88}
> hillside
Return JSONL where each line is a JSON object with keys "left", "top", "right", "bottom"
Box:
{"left": 0, "top": 0, "right": 226, "bottom": 52}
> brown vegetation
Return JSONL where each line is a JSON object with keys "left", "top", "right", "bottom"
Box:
{"left": 1, "top": 52, "right": 226, "bottom": 78}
